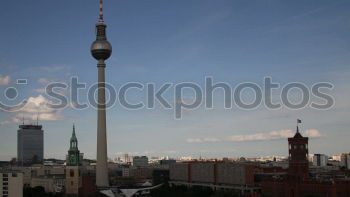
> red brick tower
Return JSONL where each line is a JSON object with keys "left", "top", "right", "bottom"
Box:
{"left": 288, "top": 120, "right": 309, "bottom": 181}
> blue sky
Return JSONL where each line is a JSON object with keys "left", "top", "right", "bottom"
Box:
{"left": 0, "top": 0, "right": 349, "bottom": 160}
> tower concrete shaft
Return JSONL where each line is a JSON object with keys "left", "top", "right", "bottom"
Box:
{"left": 96, "top": 60, "right": 109, "bottom": 187}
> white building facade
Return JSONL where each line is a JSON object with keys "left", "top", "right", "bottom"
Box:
{"left": 313, "top": 154, "right": 328, "bottom": 167}
{"left": 0, "top": 171, "right": 23, "bottom": 197}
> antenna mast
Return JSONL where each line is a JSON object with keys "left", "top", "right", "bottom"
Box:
{"left": 99, "top": 0, "right": 104, "bottom": 22}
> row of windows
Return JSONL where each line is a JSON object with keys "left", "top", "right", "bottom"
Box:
{"left": 289, "top": 144, "right": 308, "bottom": 150}
{"left": 289, "top": 153, "right": 308, "bottom": 158}
{"left": 2, "top": 173, "right": 17, "bottom": 178}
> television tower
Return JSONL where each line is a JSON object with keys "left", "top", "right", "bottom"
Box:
{"left": 90, "top": 0, "right": 112, "bottom": 187}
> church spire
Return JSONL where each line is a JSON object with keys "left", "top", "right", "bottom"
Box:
{"left": 70, "top": 124, "right": 78, "bottom": 150}
{"left": 68, "top": 124, "right": 80, "bottom": 166}
{"left": 72, "top": 124, "right": 76, "bottom": 137}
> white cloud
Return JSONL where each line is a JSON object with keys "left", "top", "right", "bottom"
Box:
{"left": 186, "top": 129, "right": 323, "bottom": 143}
{"left": 35, "top": 88, "right": 46, "bottom": 93}
{"left": 0, "top": 75, "right": 10, "bottom": 86}
{"left": 2, "top": 95, "right": 63, "bottom": 125}
{"left": 304, "top": 129, "right": 323, "bottom": 138}
{"left": 20, "top": 95, "right": 54, "bottom": 113}
{"left": 40, "top": 65, "right": 70, "bottom": 72}
{"left": 186, "top": 137, "right": 221, "bottom": 143}
{"left": 0, "top": 120, "right": 12, "bottom": 126}
{"left": 37, "top": 78, "right": 50, "bottom": 85}
{"left": 227, "top": 130, "right": 294, "bottom": 142}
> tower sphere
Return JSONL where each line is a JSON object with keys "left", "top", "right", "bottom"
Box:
{"left": 91, "top": 39, "right": 112, "bottom": 61}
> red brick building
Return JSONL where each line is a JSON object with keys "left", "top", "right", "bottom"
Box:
{"left": 261, "top": 125, "right": 350, "bottom": 197}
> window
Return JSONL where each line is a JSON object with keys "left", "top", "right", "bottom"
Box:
{"left": 3, "top": 182, "right": 8, "bottom": 185}
{"left": 2, "top": 178, "right": 8, "bottom": 182}
{"left": 3, "top": 186, "right": 8, "bottom": 190}
{"left": 12, "top": 173, "right": 17, "bottom": 177}
{"left": 3, "top": 174, "right": 8, "bottom": 177}
{"left": 70, "top": 169, "right": 74, "bottom": 177}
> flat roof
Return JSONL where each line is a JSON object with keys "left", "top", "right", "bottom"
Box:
{"left": 19, "top": 124, "right": 43, "bottom": 130}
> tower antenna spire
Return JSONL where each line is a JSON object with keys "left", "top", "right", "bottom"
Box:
{"left": 99, "top": 0, "right": 104, "bottom": 22}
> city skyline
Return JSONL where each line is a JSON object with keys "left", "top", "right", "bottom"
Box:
{"left": 1, "top": 0, "right": 350, "bottom": 161}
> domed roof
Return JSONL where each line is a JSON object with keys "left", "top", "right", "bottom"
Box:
{"left": 91, "top": 39, "right": 112, "bottom": 60}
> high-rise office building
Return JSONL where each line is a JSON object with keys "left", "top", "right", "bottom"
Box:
{"left": 133, "top": 156, "right": 149, "bottom": 167}
{"left": 17, "top": 124, "right": 44, "bottom": 166}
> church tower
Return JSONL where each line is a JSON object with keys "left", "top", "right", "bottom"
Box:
{"left": 67, "top": 124, "right": 81, "bottom": 166}
{"left": 288, "top": 119, "right": 309, "bottom": 181}
{"left": 66, "top": 125, "right": 82, "bottom": 196}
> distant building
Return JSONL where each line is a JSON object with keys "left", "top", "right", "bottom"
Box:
{"left": 17, "top": 124, "right": 44, "bottom": 166}
{"left": 332, "top": 155, "right": 341, "bottom": 161}
{"left": 123, "top": 154, "right": 131, "bottom": 163}
{"left": 153, "top": 169, "right": 170, "bottom": 185}
{"left": 122, "top": 167, "right": 130, "bottom": 177}
{"left": 340, "top": 153, "right": 350, "bottom": 169}
{"left": 160, "top": 159, "right": 176, "bottom": 165}
{"left": 313, "top": 154, "right": 328, "bottom": 167}
{"left": 133, "top": 156, "right": 149, "bottom": 167}
{"left": 169, "top": 162, "right": 258, "bottom": 194}
{"left": 0, "top": 171, "right": 23, "bottom": 197}
{"left": 30, "top": 176, "right": 65, "bottom": 194}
